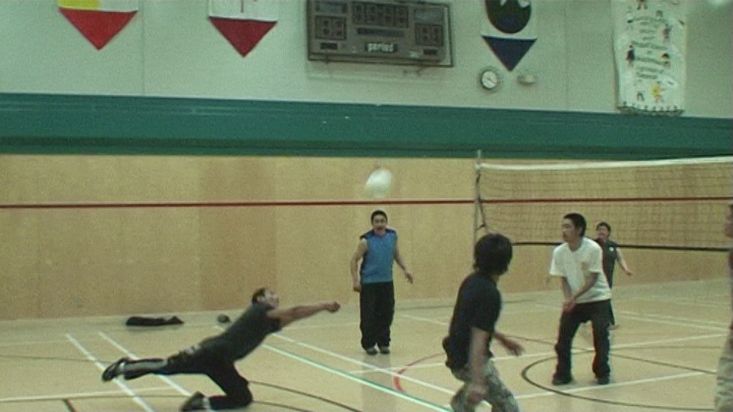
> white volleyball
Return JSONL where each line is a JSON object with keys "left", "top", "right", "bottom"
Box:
{"left": 365, "top": 168, "right": 393, "bottom": 198}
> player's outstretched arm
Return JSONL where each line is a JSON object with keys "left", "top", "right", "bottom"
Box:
{"left": 267, "top": 302, "right": 340, "bottom": 327}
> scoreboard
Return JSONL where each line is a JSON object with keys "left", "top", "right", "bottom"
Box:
{"left": 307, "top": 0, "right": 453, "bottom": 67}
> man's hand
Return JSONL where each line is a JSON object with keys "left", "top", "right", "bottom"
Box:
{"left": 352, "top": 280, "right": 361, "bottom": 293}
{"left": 624, "top": 269, "right": 634, "bottom": 276}
{"left": 325, "top": 302, "right": 341, "bottom": 313}
{"left": 498, "top": 336, "right": 524, "bottom": 356}
{"left": 562, "top": 297, "right": 576, "bottom": 313}
{"left": 466, "top": 382, "right": 486, "bottom": 406}
{"left": 404, "top": 271, "right": 414, "bottom": 284}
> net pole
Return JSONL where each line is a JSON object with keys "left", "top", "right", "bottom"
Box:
{"left": 473, "top": 149, "right": 483, "bottom": 245}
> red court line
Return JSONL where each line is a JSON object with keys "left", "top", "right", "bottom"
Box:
{"left": 0, "top": 199, "right": 473, "bottom": 210}
{"left": 392, "top": 352, "right": 444, "bottom": 393}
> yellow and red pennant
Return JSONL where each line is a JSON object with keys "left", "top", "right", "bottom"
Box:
{"left": 58, "top": 0, "right": 139, "bottom": 50}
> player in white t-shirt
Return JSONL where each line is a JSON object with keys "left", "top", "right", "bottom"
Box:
{"left": 549, "top": 213, "right": 612, "bottom": 386}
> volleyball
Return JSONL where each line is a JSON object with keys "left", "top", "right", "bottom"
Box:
{"left": 365, "top": 167, "right": 393, "bottom": 198}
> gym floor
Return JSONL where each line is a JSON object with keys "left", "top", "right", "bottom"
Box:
{"left": 0, "top": 279, "right": 726, "bottom": 412}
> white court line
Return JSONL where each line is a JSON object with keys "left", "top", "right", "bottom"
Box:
{"left": 632, "top": 294, "right": 729, "bottom": 307}
{"left": 264, "top": 344, "right": 448, "bottom": 411}
{"left": 617, "top": 309, "right": 729, "bottom": 328}
{"left": 0, "top": 386, "right": 171, "bottom": 403}
{"left": 270, "top": 332, "right": 455, "bottom": 396}
{"left": 98, "top": 332, "right": 191, "bottom": 397}
{"left": 515, "top": 371, "right": 705, "bottom": 400}
{"left": 212, "top": 325, "right": 457, "bottom": 407}
{"left": 403, "top": 313, "right": 725, "bottom": 353}
{"left": 0, "top": 338, "right": 74, "bottom": 348}
{"left": 615, "top": 312, "right": 728, "bottom": 332}
{"left": 350, "top": 350, "right": 562, "bottom": 374}
{"left": 285, "top": 321, "right": 360, "bottom": 330}
{"left": 533, "top": 302, "right": 728, "bottom": 332}
{"left": 65, "top": 333, "right": 156, "bottom": 412}
{"left": 401, "top": 314, "right": 719, "bottom": 400}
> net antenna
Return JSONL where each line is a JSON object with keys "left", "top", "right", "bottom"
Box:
{"left": 473, "top": 149, "right": 489, "bottom": 245}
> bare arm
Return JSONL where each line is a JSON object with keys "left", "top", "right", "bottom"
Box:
{"left": 267, "top": 302, "right": 340, "bottom": 328}
{"left": 350, "top": 240, "right": 368, "bottom": 292}
{"left": 616, "top": 247, "right": 634, "bottom": 276}
{"left": 393, "top": 241, "right": 414, "bottom": 284}
{"left": 493, "top": 331, "right": 524, "bottom": 356}
{"left": 559, "top": 277, "right": 575, "bottom": 312}
{"left": 564, "top": 272, "right": 602, "bottom": 312}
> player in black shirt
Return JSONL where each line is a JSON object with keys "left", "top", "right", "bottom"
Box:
{"left": 443, "top": 233, "right": 524, "bottom": 412}
{"left": 101, "top": 288, "right": 340, "bottom": 411}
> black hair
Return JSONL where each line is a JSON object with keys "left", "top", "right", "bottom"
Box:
{"left": 564, "top": 213, "right": 587, "bottom": 237}
{"left": 371, "top": 209, "right": 388, "bottom": 223}
{"left": 596, "top": 221, "right": 612, "bottom": 233}
{"left": 251, "top": 287, "right": 267, "bottom": 304}
{"left": 473, "top": 233, "right": 513, "bottom": 277}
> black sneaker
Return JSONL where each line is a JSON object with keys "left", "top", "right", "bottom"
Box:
{"left": 101, "top": 357, "right": 129, "bottom": 382}
{"left": 551, "top": 375, "right": 573, "bottom": 385}
{"left": 378, "top": 345, "right": 390, "bottom": 354}
{"left": 365, "top": 347, "right": 378, "bottom": 356}
{"left": 180, "top": 392, "right": 205, "bottom": 411}
{"left": 597, "top": 376, "right": 610, "bottom": 385}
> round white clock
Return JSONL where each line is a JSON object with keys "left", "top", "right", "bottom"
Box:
{"left": 480, "top": 68, "right": 501, "bottom": 91}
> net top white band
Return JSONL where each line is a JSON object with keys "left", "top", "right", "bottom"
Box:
{"left": 476, "top": 156, "right": 733, "bottom": 171}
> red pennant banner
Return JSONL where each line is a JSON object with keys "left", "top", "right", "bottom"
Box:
{"left": 209, "top": 18, "right": 276, "bottom": 57}
{"left": 59, "top": 8, "right": 136, "bottom": 50}
{"left": 209, "top": 0, "right": 279, "bottom": 58}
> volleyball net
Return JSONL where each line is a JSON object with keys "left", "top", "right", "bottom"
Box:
{"left": 474, "top": 156, "right": 733, "bottom": 251}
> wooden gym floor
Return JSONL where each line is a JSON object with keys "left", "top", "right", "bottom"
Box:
{"left": 0, "top": 279, "right": 727, "bottom": 412}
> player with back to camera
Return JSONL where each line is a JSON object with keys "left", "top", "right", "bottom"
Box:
{"left": 101, "top": 288, "right": 340, "bottom": 411}
{"left": 350, "top": 209, "right": 413, "bottom": 355}
{"left": 443, "top": 233, "right": 524, "bottom": 412}
{"left": 550, "top": 213, "right": 612, "bottom": 386}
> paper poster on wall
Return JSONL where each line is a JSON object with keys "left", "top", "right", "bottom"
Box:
{"left": 58, "top": 0, "right": 139, "bottom": 50}
{"left": 209, "top": 0, "right": 279, "bottom": 57}
{"left": 480, "top": 0, "right": 537, "bottom": 71}
{"left": 613, "top": 0, "right": 687, "bottom": 115}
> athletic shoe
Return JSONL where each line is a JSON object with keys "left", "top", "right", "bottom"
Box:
{"left": 597, "top": 376, "right": 610, "bottom": 385}
{"left": 378, "top": 345, "right": 390, "bottom": 354}
{"left": 365, "top": 347, "right": 378, "bottom": 355}
{"left": 101, "top": 357, "right": 129, "bottom": 382}
{"left": 180, "top": 392, "right": 205, "bottom": 411}
{"left": 551, "top": 375, "right": 573, "bottom": 385}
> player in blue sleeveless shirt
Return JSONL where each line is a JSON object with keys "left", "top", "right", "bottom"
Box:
{"left": 350, "top": 210, "right": 414, "bottom": 355}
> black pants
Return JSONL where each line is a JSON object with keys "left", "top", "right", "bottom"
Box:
{"left": 554, "top": 300, "right": 611, "bottom": 380}
{"left": 359, "top": 281, "right": 395, "bottom": 349}
{"left": 604, "top": 271, "right": 617, "bottom": 325}
{"left": 122, "top": 346, "right": 252, "bottom": 410}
